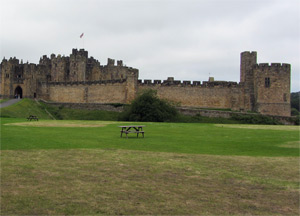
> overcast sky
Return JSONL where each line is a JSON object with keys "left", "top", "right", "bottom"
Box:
{"left": 1, "top": 0, "right": 299, "bottom": 91}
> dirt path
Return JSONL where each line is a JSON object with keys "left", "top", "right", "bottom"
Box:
{"left": 0, "top": 99, "right": 21, "bottom": 108}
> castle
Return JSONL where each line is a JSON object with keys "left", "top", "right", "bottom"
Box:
{"left": 0, "top": 49, "right": 291, "bottom": 116}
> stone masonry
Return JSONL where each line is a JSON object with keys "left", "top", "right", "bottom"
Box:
{"left": 0, "top": 49, "right": 291, "bottom": 116}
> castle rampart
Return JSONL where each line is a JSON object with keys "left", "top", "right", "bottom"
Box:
{"left": 0, "top": 49, "right": 291, "bottom": 116}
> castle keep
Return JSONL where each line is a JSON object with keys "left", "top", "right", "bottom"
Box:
{"left": 0, "top": 49, "right": 291, "bottom": 116}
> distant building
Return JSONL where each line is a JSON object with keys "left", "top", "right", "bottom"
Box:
{"left": 0, "top": 49, "right": 291, "bottom": 116}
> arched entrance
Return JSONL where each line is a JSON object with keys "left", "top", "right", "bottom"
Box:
{"left": 14, "top": 86, "right": 23, "bottom": 99}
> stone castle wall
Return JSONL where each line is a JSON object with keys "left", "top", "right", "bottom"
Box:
{"left": 0, "top": 49, "right": 292, "bottom": 117}
{"left": 38, "top": 80, "right": 132, "bottom": 104}
{"left": 137, "top": 79, "right": 242, "bottom": 110}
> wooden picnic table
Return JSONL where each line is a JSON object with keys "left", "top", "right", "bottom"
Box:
{"left": 118, "top": 125, "right": 145, "bottom": 138}
{"left": 27, "top": 115, "right": 39, "bottom": 121}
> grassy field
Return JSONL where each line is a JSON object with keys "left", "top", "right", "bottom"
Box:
{"left": 1, "top": 117, "right": 299, "bottom": 215}
{"left": 1, "top": 98, "right": 284, "bottom": 124}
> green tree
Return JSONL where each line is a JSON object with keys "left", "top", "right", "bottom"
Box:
{"left": 120, "top": 89, "right": 177, "bottom": 122}
{"left": 291, "top": 92, "right": 300, "bottom": 112}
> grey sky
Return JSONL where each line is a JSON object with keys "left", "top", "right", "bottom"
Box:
{"left": 1, "top": 0, "right": 299, "bottom": 91}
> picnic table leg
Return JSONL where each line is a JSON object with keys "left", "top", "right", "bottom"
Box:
{"left": 121, "top": 128, "right": 124, "bottom": 137}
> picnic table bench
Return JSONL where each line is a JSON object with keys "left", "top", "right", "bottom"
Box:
{"left": 118, "top": 125, "right": 145, "bottom": 138}
{"left": 27, "top": 115, "right": 39, "bottom": 121}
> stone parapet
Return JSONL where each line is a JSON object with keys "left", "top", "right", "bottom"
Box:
{"left": 138, "top": 79, "right": 238, "bottom": 87}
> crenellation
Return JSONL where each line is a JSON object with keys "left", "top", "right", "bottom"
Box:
{"left": 271, "top": 63, "right": 281, "bottom": 67}
{"left": 193, "top": 81, "right": 201, "bottom": 86}
{"left": 255, "top": 63, "right": 291, "bottom": 73}
{"left": 257, "top": 63, "right": 269, "bottom": 68}
{"left": 144, "top": 79, "right": 152, "bottom": 84}
{"left": 117, "top": 60, "right": 123, "bottom": 66}
{"left": 183, "top": 81, "right": 191, "bottom": 85}
{"left": 138, "top": 78, "right": 238, "bottom": 88}
{"left": 107, "top": 58, "right": 115, "bottom": 66}
{"left": 72, "top": 48, "right": 88, "bottom": 58}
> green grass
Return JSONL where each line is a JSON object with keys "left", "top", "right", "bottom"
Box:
{"left": 1, "top": 118, "right": 299, "bottom": 215}
{"left": 43, "top": 104, "right": 120, "bottom": 120}
{"left": 0, "top": 99, "right": 51, "bottom": 119}
{"left": 1, "top": 149, "right": 299, "bottom": 215}
{"left": 0, "top": 99, "right": 120, "bottom": 121}
{"left": 1, "top": 118, "right": 299, "bottom": 157}
{"left": 0, "top": 98, "right": 282, "bottom": 124}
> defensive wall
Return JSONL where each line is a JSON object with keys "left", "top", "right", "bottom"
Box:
{"left": 137, "top": 77, "right": 242, "bottom": 111}
{"left": 37, "top": 80, "right": 131, "bottom": 104}
{"left": 0, "top": 49, "right": 292, "bottom": 117}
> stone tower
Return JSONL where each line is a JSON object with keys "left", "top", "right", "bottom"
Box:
{"left": 0, "top": 58, "right": 23, "bottom": 98}
{"left": 240, "top": 51, "right": 291, "bottom": 116}
{"left": 253, "top": 63, "right": 291, "bottom": 116}
{"left": 240, "top": 51, "right": 257, "bottom": 111}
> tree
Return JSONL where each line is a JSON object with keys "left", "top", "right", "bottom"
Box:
{"left": 120, "top": 89, "right": 177, "bottom": 122}
{"left": 291, "top": 92, "right": 300, "bottom": 112}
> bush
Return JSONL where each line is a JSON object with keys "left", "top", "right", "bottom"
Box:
{"left": 120, "top": 89, "right": 178, "bottom": 122}
{"left": 231, "top": 114, "right": 281, "bottom": 125}
{"left": 291, "top": 108, "right": 299, "bottom": 116}
{"left": 291, "top": 92, "right": 300, "bottom": 111}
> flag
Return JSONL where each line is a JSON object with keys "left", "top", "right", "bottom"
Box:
{"left": 80, "top": 33, "right": 84, "bottom": 38}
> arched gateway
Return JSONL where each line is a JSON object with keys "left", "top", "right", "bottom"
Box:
{"left": 14, "top": 86, "right": 23, "bottom": 98}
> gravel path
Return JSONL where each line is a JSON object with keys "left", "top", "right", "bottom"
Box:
{"left": 0, "top": 99, "right": 21, "bottom": 108}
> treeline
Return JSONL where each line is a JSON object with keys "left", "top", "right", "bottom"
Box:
{"left": 291, "top": 92, "right": 300, "bottom": 116}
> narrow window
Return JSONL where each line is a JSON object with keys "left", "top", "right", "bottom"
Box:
{"left": 265, "top": 77, "right": 270, "bottom": 88}
{"left": 6, "top": 74, "right": 9, "bottom": 78}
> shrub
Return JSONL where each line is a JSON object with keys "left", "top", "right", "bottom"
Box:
{"left": 291, "top": 108, "right": 299, "bottom": 116}
{"left": 231, "top": 114, "right": 281, "bottom": 125}
{"left": 120, "top": 89, "right": 178, "bottom": 122}
{"left": 291, "top": 92, "right": 300, "bottom": 111}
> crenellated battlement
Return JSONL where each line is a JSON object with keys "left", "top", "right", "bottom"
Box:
{"left": 138, "top": 78, "right": 238, "bottom": 88}
{"left": 72, "top": 48, "right": 88, "bottom": 58}
{"left": 241, "top": 51, "right": 257, "bottom": 56}
{"left": 7, "top": 57, "right": 20, "bottom": 65}
{"left": 254, "top": 63, "right": 291, "bottom": 72}
{"left": 106, "top": 58, "right": 126, "bottom": 67}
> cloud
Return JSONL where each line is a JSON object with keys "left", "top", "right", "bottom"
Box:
{"left": 1, "top": 0, "right": 299, "bottom": 91}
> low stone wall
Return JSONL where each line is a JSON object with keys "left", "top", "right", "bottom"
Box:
{"left": 178, "top": 107, "right": 297, "bottom": 125}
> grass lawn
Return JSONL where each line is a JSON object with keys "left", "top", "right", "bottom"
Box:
{"left": 0, "top": 99, "right": 9, "bottom": 103}
{"left": 1, "top": 117, "right": 299, "bottom": 215}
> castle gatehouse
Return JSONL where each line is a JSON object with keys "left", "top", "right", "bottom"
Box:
{"left": 0, "top": 49, "right": 291, "bottom": 116}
